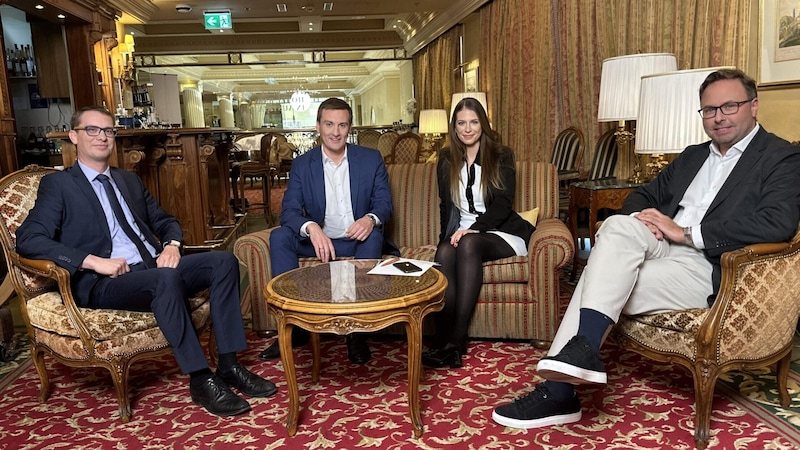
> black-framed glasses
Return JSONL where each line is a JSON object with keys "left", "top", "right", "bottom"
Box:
{"left": 697, "top": 99, "right": 753, "bottom": 119}
{"left": 74, "top": 126, "right": 118, "bottom": 137}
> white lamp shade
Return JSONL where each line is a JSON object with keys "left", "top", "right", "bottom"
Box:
{"left": 597, "top": 53, "right": 677, "bottom": 122}
{"left": 418, "top": 109, "right": 449, "bottom": 134}
{"left": 451, "top": 92, "right": 488, "bottom": 121}
{"left": 635, "top": 68, "right": 731, "bottom": 154}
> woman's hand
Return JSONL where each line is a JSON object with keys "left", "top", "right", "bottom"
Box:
{"left": 450, "top": 229, "right": 478, "bottom": 247}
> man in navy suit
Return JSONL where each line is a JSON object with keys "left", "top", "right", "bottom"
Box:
{"left": 493, "top": 69, "right": 800, "bottom": 429}
{"left": 259, "top": 98, "right": 393, "bottom": 364}
{"left": 16, "top": 106, "right": 276, "bottom": 417}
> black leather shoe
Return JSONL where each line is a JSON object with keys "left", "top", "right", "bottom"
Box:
{"left": 258, "top": 330, "right": 310, "bottom": 361}
{"left": 422, "top": 343, "right": 463, "bottom": 369}
{"left": 190, "top": 375, "right": 251, "bottom": 416}
{"left": 346, "top": 335, "right": 371, "bottom": 364}
{"left": 217, "top": 363, "right": 278, "bottom": 398}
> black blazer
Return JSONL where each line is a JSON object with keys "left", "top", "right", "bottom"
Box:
{"left": 437, "top": 147, "right": 535, "bottom": 245}
{"left": 16, "top": 163, "right": 183, "bottom": 306}
{"left": 621, "top": 127, "right": 800, "bottom": 301}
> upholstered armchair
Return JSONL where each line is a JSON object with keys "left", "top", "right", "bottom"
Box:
{"left": 613, "top": 229, "right": 800, "bottom": 449}
{"left": 0, "top": 165, "right": 212, "bottom": 423}
{"left": 550, "top": 127, "right": 586, "bottom": 220}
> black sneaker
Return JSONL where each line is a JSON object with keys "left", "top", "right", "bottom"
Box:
{"left": 537, "top": 335, "right": 607, "bottom": 384}
{"left": 492, "top": 385, "right": 582, "bottom": 429}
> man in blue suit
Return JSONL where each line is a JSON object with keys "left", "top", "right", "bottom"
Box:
{"left": 493, "top": 69, "right": 800, "bottom": 429}
{"left": 259, "top": 98, "right": 393, "bottom": 364}
{"left": 16, "top": 106, "right": 276, "bottom": 417}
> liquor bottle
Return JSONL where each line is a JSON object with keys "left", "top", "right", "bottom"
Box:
{"left": 5, "top": 47, "right": 12, "bottom": 75}
{"left": 25, "top": 45, "right": 35, "bottom": 77}
{"left": 14, "top": 45, "right": 24, "bottom": 76}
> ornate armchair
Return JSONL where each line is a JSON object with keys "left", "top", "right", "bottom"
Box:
{"left": 0, "top": 165, "right": 212, "bottom": 423}
{"left": 613, "top": 229, "right": 800, "bottom": 449}
{"left": 377, "top": 131, "right": 399, "bottom": 163}
{"left": 390, "top": 133, "right": 423, "bottom": 164}
{"left": 356, "top": 129, "right": 381, "bottom": 149}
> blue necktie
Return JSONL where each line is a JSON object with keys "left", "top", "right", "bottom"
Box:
{"left": 95, "top": 174, "right": 156, "bottom": 268}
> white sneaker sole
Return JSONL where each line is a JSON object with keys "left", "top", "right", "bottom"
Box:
{"left": 537, "top": 359, "right": 607, "bottom": 385}
{"left": 492, "top": 409, "right": 582, "bottom": 429}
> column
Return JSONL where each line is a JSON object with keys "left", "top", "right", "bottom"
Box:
{"left": 239, "top": 100, "right": 253, "bottom": 130}
{"left": 181, "top": 82, "right": 205, "bottom": 128}
{"left": 219, "top": 96, "right": 235, "bottom": 128}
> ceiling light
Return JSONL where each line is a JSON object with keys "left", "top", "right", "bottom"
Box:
{"left": 323, "top": 2, "right": 333, "bottom": 11}
{"left": 276, "top": 4, "right": 287, "bottom": 12}
{"left": 57, "top": 14, "right": 65, "bottom": 19}
{"left": 35, "top": 4, "right": 44, "bottom": 9}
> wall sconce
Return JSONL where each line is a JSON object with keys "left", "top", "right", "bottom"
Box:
{"left": 597, "top": 53, "right": 677, "bottom": 183}
{"left": 635, "top": 67, "right": 729, "bottom": 180}
{"left": 418, "top": 109, "right": 449, "bottom": 152}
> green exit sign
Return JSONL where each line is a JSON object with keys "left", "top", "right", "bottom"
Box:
{"left": 204, "top": 11, "right": 232, "bottom": 30}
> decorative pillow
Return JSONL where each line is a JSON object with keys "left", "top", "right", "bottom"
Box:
{"left": 519, "top": 207, "right": 539, "bottom": 226}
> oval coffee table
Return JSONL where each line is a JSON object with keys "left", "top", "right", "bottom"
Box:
{"left": 265, "top": 259, "right": 446, "bottom": 438}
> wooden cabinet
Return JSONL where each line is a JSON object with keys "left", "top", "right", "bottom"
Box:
{"left": 30, "top": 21, "right": 69, "bottom": 99}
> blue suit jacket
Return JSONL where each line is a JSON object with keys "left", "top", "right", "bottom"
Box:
{"left": 279, "top": 144, "right": 393, "bottom": 236}
{"left": 16, "top": 163, "right": 183, "bottom": 306}
{"left": 621, "top": 127, "right": 800, "bottom": 300}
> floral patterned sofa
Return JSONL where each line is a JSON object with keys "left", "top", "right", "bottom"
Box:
{"left": 234, "top": 161, "right": 575, "bottom": 344}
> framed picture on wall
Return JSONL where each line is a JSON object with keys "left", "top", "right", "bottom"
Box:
{"left": 758, "top": 0, "right": 800, "bottom": 86}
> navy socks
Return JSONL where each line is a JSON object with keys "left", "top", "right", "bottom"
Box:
{"left": 577, "top": 308, "right": 614, "bottom": 351}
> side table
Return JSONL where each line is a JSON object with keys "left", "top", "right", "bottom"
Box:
{"left": 567, "top": 179, "right": 643, "bottom": 279}
{"left": 265, "top": 260, "right": 447, "bottom": 437}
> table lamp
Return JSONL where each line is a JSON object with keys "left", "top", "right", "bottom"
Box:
{"left": 635, "top": 67, "right": 729, "bottom": 180}
{"left": 451, "top": 92, "right": 488, "bottom": 121}
{"left": 597, "top": 53, "right": 677, "bottom": 182}
{"left": 418, "top": 109, "right": 449, "bottom": 152}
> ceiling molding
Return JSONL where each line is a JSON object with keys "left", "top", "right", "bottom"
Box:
{"left": 102, "top": 0, "right": 156, "bottom": 23}
{"left": 135, "top": 31, "right": 404, "bottom": 54}
{"left": 404, "top": 0, "right": 490, "bottom": 55}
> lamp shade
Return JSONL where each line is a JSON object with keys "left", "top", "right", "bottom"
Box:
{"left": 418, "top": 109, "right": 449, "bottom": 134}
{"left": 597, "top": 53, "right": 677, "bottom": 122}
{"left": 451, "top": 92, "right": 488, "bottom": 120}
{"left": 635, "top": 68, "right": 731, "bottom": 154}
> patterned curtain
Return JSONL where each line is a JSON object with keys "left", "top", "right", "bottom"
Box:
{"left": 478, "top": 0, "right": 751, "bottom": 171}
{"left": 413, "top": 26, "right": 461, "bottom": 116}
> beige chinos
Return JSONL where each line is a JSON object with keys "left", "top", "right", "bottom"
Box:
{"left": 547, "top": 214, "right": 713, "bottom": 356}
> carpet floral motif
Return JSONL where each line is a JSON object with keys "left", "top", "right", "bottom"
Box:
{"left": 0, "top": 332, "right": 798, "bottom": 449}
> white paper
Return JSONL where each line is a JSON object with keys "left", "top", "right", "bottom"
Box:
{"left": 367, "top": 258, "right": 438, "bottom": 277}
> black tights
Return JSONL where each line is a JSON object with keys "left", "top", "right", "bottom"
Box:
{"left": 433, "top": 232, "right": 515, "bottom": 350}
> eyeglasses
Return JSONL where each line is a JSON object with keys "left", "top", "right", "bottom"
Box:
{"left": 74, "top": 126, "right": 118, "bottom": 137}
{"left": 697, "top": 99, "right": 753, "bottom": 119}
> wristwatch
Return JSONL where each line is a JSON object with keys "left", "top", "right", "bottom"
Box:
{"left": 163, "top": 239, "right": 182, "bottom": 250}
{"left": 683, "top": 227, "right": 693, "bottom": 247}
{"left": 366, "top": 214, "right": 378, "bottom": 226}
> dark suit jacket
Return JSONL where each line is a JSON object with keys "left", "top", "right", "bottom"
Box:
{"left": 437, "top": 147, "right": 535, "bottom": 244}
{"left": 16, "top": 163, "right": 183, "bottom": 306}
{"left": 620, "top": 127, "right": 800, "bottom": 301}
{"left": 279, "top": 144, "right": 393, "bottom": 236}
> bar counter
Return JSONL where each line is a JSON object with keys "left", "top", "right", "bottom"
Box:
{"left": 47, "top": 127, "right": 246, "bottom": 251}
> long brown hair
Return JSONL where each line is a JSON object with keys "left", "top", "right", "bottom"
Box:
{"left": 446, "top": 97, "right": 505, "bottom": 204}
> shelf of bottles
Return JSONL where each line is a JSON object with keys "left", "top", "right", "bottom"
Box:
{"left": 6, "top": 44, "right": 36, "bottom": 78}
{"left": 132, "top": 85, "right": 152, "bottom": 107}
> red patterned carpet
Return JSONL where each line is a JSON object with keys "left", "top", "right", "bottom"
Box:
{"left": 0, "top": 329, "right": 799, "bottom": 448}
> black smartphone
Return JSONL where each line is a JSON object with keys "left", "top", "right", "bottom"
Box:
{"left": 393, "top": 261, "right": 422, "bottom": 273}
